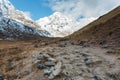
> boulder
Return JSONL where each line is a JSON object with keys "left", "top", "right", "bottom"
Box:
{"left": 44, "top": 61, "right": 62, "bottom": 79}
{"left": 44, "top": 61, "right": 55, "bottom": 67}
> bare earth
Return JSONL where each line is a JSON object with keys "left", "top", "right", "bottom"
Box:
{"left": 0, "top": 40, "right": 120, "bottom": 80}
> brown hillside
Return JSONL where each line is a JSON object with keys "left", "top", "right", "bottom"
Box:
{"left": 69, "top": 6, "right": 120, "bottom": 48}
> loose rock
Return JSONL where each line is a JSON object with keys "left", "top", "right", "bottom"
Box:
{"left": 44, "top": 61, "right": 55, "bottom": 67}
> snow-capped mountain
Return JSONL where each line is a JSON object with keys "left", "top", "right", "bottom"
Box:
{"left": 0, "top": 0, "right": 78, "bottom": 38}
{"left": 0, "top": 16, "right": 48, "bottom": 39}
{"left": 0, "top": 0, "right": 33, "bottom": 24}
{"left": 0, "top": 0, "right": 95, "bottom": 38}
{"left": 36, "top": 12, "right": 80, "bottom": 37}
{"left": 36, "top": 12, "right": 96, "bottom": 37}
{"left": 0, "top": 0, "right": 50, "bottom": 39}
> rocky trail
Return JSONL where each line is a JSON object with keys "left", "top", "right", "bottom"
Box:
{"left": 0, "top": 41, "right": 120, "bottom": 80}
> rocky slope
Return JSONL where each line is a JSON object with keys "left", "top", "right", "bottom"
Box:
{"left": 0, "top": 16, "right": 49, "bottom": 40}
{"left": 0, "top": 40, "right": 120, "bottom": 80}
{"left": 69, "top": 6, "right": 120, "bottom": 48}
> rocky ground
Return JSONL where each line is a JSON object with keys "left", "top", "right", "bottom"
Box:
{"left": 0, "top": 40, "right": 120, "bottom": 80}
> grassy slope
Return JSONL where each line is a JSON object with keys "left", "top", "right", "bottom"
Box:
{"left": 69, "top": 6, "right": 120, "bottom": 47}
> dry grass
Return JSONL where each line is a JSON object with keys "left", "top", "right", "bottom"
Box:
{"left": 69, "top": 6, "right": 120, "bottom": 48}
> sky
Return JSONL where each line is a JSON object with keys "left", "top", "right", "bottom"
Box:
{"left": 9, "top": 0, "right": 53, "bottom": 20}
{"left": 9, "top": 0, "right": 120, "bottom": 21}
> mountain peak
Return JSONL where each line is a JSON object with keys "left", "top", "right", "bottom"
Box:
{"left": 0, "top": 0, "right": 15, "bottom": 16}
{"left": 36, "top": 12, "right": 78, "bottom": 37}
{"left": 52, "top": 12, "right": 62, "bottom": 16}
{"left": 0, "top": 0, "right": 32, "bottom": 21}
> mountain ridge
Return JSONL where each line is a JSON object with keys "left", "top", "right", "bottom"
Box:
{"left": 0, "top": 0, "right": 51, "bottom": 39}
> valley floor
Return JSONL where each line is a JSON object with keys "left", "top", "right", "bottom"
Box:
{"left": 0, "top": 40, "right": 120, "bottom": 80}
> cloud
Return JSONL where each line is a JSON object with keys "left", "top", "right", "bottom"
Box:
{"left": 48, "top": 0, "right": 120, "bottom": 20}
{"left": 78, "top": 17, "right": 97, "bottom": 27}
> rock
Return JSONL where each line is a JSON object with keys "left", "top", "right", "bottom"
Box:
{"left": 44, "top": 61, "right": 62, "bottom": 79}
{"left": 106, "top": 72, "right": 120, "bottom": 80}
{"left": 33, "top": 60, "right": 41, "bottom": 64}
{"left": 48, "top": 57, "right": 56, "bottom": 61}
{"left": 44, "top": 68, "right": 52, "bottom": 76}
{"left": 36, "top": 53, "right": 56, "bottom": 63}
{"left": 81, "top": 53, "right": 90, "bottom": 57}
{"left": 93, "top": 67, "right": 101, "bottom": 75}
{"left": 0, "top": 74, "right": 4, "bottom": 80}
{"left": 41, "top": 42, "right": 48, "bottom": 46}
{"left": 94, "top": 76, "right": 103, "bottom": 80}
{"left": 44, "top": 61, "right": 55, "bottom": 67}
{"left": 37, "top": 64, "right": 45, "bottom": 70}
{"left": 6, "top": 62, "right": 15, "bottom": 71}
{"left": 36, "top": 53, "right": 62, "bottom": 79}
{"left": 58, "top": 52, "right": 65, "bottom": 56}
{"left": 79, "top": 41, "right": 89, "bottom": 47}
{"left": 64, "top": 64, "right": 73, "bottom": 70}
{"left": 76, "top": 63, "right": 83, "bottom": 67}
{"left": 17, "top": 70, "right": 30, "bottom": 79}
{"left": 107, "top": 60, "right": 115, "bottom": 68}
{"left": 84, "top": 57, "right": 102, "bottom": 67}
{"left": 58, "top": 44, "right": 66, "bottom": 47}
{"left": 74, "top": 76, "right": 84, "bottom": 80}
{"left": 66, "top": 77, "right": 74, "bottom": 80}
{"left": 37, "top": 53, "right": 52, "bottom": 60}
{"left": 76, "top": 71, "right": 82, "bottom": 76}
{"left": 75, "top": 50, "right": 79, "bottom": 53}
{"left": 49, "top": 61, "right": 62, "bottom": 79}
{"left": 34, "top": 44, "right": 39, "bottom": 48}
{"left": 101, "top": 45, "right": 109, "bottom": 48}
